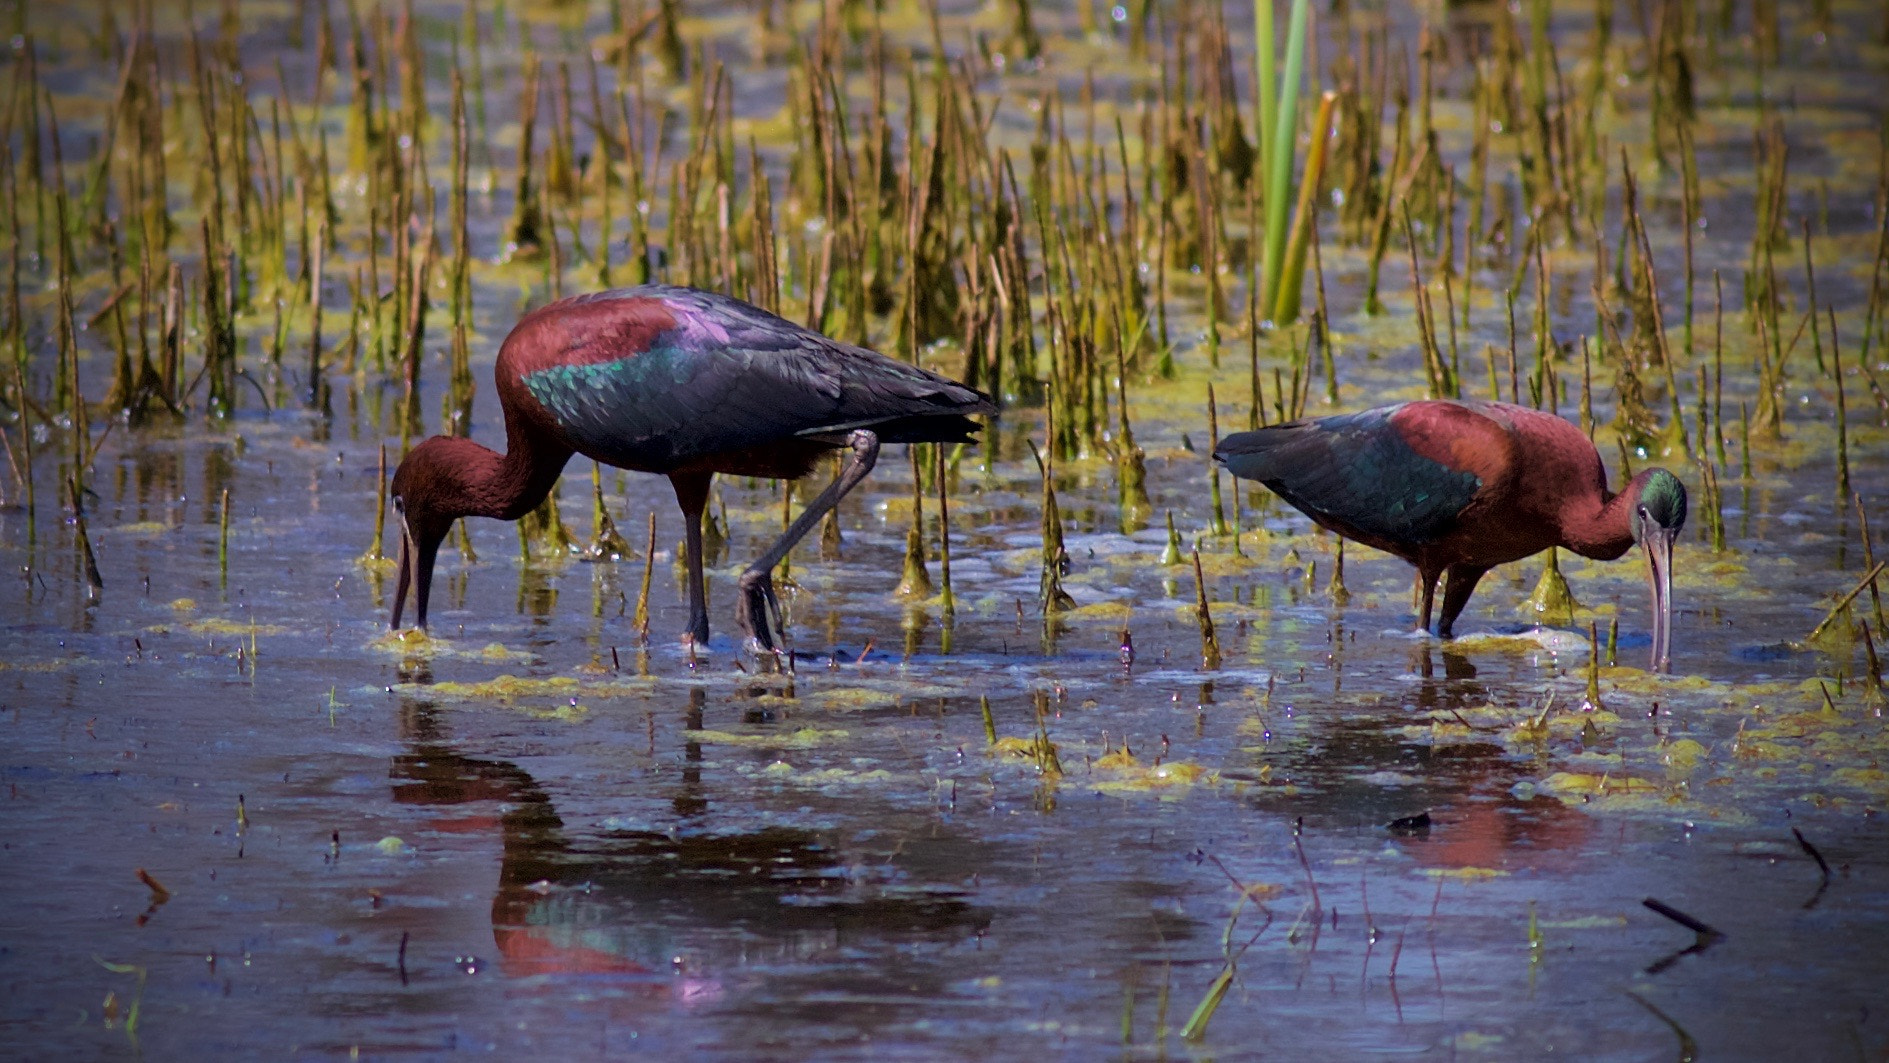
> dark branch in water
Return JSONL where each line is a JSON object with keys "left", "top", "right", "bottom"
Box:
{"left": 1807, "top": 562, "right": 1886, "bottom": 645}
{"left": 1792, "top": 827, "right": 1833, "bottom": 910}
{"left": 1641, "top": 897, "right": 1721, "bottom": 939}
{"left": 1641, "top": 897, "right": 1724, "bottom": 974}
{"left": 1791, "top": 827, "right": 1831, "bottom": 879}
{"left": 1624, "top": 990, "right": 1699, "bottom": 1063}
{"left": 1293, "top": 817, "right": 1322, "bottom": 912}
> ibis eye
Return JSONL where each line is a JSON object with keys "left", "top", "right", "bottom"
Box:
{"left": 393, "top": 496, "right": 405, "bottom": 514}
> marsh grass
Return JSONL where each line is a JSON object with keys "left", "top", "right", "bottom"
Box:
{"left": 0, "top": 0, "right": 1883, "bottom": 707}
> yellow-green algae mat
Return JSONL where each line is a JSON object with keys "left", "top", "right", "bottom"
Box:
{"left": 1394, "top": 665, "right": 1889, "bottom": 821}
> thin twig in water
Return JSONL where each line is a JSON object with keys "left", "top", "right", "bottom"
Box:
{"left": 1447, "top": 707, "right": 1501, "bottom": 733}
{"left": 1641, "top": 896, "right": 1725, "bottom": 974}
{"left": 1807, "top": 562, "right": 1886, "bottom": 644}
{"left": 1624, "top": 990, "right": 1699, "bottom": 1063}
{"left": 1642, "top": 897, "right": 1722, "bottom": 940}
{"left": 1792, "top": 827, "right": 1833, "bottom": 910}
{"left": 1293, "top": 817, "right": 1322, "bottom": 911}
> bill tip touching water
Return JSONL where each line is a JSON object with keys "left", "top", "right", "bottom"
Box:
{"left": 1213, "top": 399, "right": 1687, "bottom": 670}
{"left": 389, "top": 285, "right": 994, "bottom": 652}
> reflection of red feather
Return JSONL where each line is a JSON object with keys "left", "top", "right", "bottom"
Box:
{"left": 1407, "top": 795, "right": 1591, "bottom": 874}
{"left": 493, "top": 926, "right": 654, "bottom": 978}
{"left": 492, "top": 924, "right": 726, "bottom": 1008}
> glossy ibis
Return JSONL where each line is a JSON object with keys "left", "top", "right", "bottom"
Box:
{"left": 389, "top": 285, "right": 995, "bottom": 651}
{"left": 1213, "top": 399, "right": 1687, "bottom": 668}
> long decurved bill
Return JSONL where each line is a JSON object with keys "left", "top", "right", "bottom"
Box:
{"left": 390, "top": 517, "right": 420, "bottom": 631}
{"left": 1642, "top": 526, "right": 1677, "bottom": 671}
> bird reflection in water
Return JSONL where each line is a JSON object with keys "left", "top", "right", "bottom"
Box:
{"left": 674, "top": 686, "right": 707, "bottom": 818}
{"left": 387, "top": 692, "right": 988, "bottom": 994}
{"left": 1257, "top": 647, "right": 1591, "bottom": 875}
{"left": 1401, "top": 648, "right": 1592, "bottom": 875}
{"left": 1412, "top": 644, "right": 1482, "bottom": 684}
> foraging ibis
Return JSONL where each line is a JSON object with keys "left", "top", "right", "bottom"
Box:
{"left": 389, "top": 285, "right": 994, "bottom": 651}
{"left": 1213, "top": 399, "right": 1687, "bottom": 668}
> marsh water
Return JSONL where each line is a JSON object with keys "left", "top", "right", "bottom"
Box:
{"left": 4, "top": 1, "right": 1889, "bottom": 1059}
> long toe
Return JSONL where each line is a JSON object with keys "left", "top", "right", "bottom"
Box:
{"left": 736, "top": 572, "right": 778, "bottom": 653}
{"left": 763, "top": 582, "right": 787, "bottom": 650}
{"left": 748, "top": 613, "right": 776, "bottom": 654}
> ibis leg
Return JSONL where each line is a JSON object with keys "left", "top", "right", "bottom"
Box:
{"left": 1436, "top": 563, "right": 1490, "bottom": 639}
{"left": 410, "top": 533, "right": 439, "bottom": 631}
{"left": 736, "top": 430, "right": 881, "bottom": 653}
{"left": 670, "top": 471, "right": 713, "bottom": 645}
{"left": 1416, "top": 566, "right": 1443, "bottom": 634}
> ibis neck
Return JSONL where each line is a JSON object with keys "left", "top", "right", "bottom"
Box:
{"left": 459, "top": 415, "right": 573, "bottom": 522}
{"left": 1561, "top": 481, "right": 1640, "bottom": 561}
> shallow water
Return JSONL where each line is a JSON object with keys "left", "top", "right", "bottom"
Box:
{"left": 5, "top": 1, "right": 1889, "bottom": 1060}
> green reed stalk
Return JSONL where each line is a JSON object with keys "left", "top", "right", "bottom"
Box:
{"left": 634, "top": 512, "right": 656, "bottom": 641}
{"left": 1271, "top": 91, "right": 1336, "bottom": 325}
{"left": 218, "top": 487, "right": 231, "bottom": 585}
{"left": 1192, "top": 546, "right": 1221, "bottom": 670}
{"left": 70, "top": 475, "right": 102, "bottom": 594}
{"left": 1830, "top": 307, "right": 1850, "bottom": 503}
{"left": 1260, "top": 0, "right": 1310, "bottom": 321}
{"left": 936, "top": 442, "right": 954, "bottom": 618}
{"left": 1208, "top": 384, "right": 1229, "bottom": 536}
{"left": 1254, "top": 0, "right": 1275, "bottom": 195}
{"left": 366, "top": 444, "right": 387, "bottom": 562}
{"left": 897, "top": 446, "right": 932, "bottom": 599}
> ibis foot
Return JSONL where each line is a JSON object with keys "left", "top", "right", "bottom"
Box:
{"left": 736, "top": 568, "right": 787, "bottom": 659}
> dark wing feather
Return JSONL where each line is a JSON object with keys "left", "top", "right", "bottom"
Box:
{"left": 521, "top": 286, "right": 994, "bottom": 470}
{"left": 1212, "top": 405, "right": 1482, "bottom": 548}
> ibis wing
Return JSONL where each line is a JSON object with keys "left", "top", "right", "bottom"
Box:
{"left": 519, "top": 287, "right": 992, "bottom": 469}
{"left": 1214, "top": 406, "right": 1484, "bottom": 546}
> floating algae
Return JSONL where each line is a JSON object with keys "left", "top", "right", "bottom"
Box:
{"left": 1533, "top": 771, "right": 1692, "bottom": 816}
{"left": 681, "top": 727, "right": 849, "bottom": 748}
{"left": 1421, "top": 867, "right": 1511, "bottom": 880}
{"left": 369, "top": 629, "right": 535, "bottom": 663}
{"left": 745, "top": 763, "right": 900, "bottom": 788}
{"left": 1064, "top": 600, "right": 1134, "bottom": 622}
{"left": 182, "top": 618, "right": 287, "bottom": 637}
{"left": 373, "top": 628, "right": 434, "bottom": 652}
{"left": 426, "top": 674, "right": 580, "bottom": 699}
{"left": 991, "top": 736, "right": 1054, "bottom": 759}
{"left": 1088, "top": 748, "right": 1217, "bottom": 794}
{"left": 795, "top": 687, "right": 901, "bottom": 712}
{"left": 409, "top": 673, "right": 653, "bottom": 703}
{"left": 0, "top": 659, "right": 66, "bottom": 673}
{"left": 1660, "top": 739, "right": 1709, "bottom": 775}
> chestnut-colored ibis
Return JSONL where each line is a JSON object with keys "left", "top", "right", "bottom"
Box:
{"left": 1213, "top": 399, "right": 1687, "bottom": 669}
{"left": 389, "top": 285, "right": 995, "bottom": 651}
